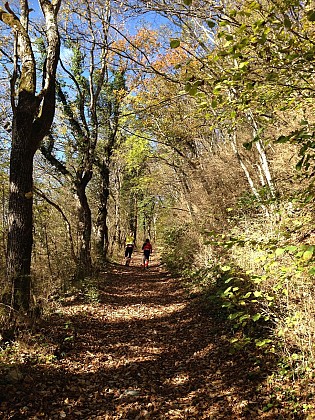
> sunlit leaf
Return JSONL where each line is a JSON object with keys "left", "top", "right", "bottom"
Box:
{"left": 275, "top": 248, "right": 285, "bottom": 256}
{"left": 303, "top": 247, "right": 314, "bottom": 261}
{"left": 255, "top": 338, "right": 272, "bottom": 347}
{"left": 252, "top": 313, "right": 261, "bottom": 321}
{"left": 286, "top": 245, "right": 297, "bottom": 252}
{"left": 170, "top": 39, "right": 180, "bottom": 48}
{"left": 239, "top": 61, "right": 249, "bottom": 69}
{"left": 308, "top": 267, "right": 315, "bottom": 275}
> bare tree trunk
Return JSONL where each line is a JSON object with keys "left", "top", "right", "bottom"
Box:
{"left": 109, "top": 194, "right": 120, "bottom": 257}
{"left": 255, "top": 138, "right": 276, "bottom": 198}
{"left": 1, "top": 0, "right": 61, "bottom": 312}
{"left": 230, "top": 132, "right": 269, "bottom": 216}
{"left": 1, "top": 179, "right": 6, "bottom": 274}
{"left": 7, "top": 143, "right": 34, "bottom": 311}
{"left": 75, "top": 176, "right": 92, "bottom": 279}
{"left": 247, "top": 111, "right": 277, "bottom": 198}
{"left": 230, "top": 132, "right": 261, "bottom": 201}
{"left": 175, "top": 168, "right": 196, "bottom": 220}
{"left": 95, "top": 71, "right": 125, "bottom": 263}
{"left": 95, "top": 164, "right": 110, "bottom": 265}
{"left": 43, "top": 223, "right": 53, "bottom": 278}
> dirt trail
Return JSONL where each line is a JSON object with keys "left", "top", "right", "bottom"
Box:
{"left": 1, "top": 253, "right": 282, "bottom": 419}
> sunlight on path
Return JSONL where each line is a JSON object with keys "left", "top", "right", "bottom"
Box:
{"left": 55, "top": 264, "right": 268, "bottom": 419}
{"left": 103, "top": 303, "right": 187, "bottom": 322}
{"left": 0, "top": 262, "right": 277, "bottom": 419}
{"left": 62, "top": 301, "right": 186, "bottom": 322}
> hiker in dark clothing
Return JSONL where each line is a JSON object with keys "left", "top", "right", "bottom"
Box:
{"left": 142, "top": 238, "right": 152, "bottom": 269}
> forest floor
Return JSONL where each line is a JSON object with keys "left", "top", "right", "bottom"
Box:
{"left": 0, "top": 253, "right": 306, "bottom": 419}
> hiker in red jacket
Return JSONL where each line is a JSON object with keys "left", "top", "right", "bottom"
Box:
{"left": 142, "top": 238, "right": 152, "bottom": 269}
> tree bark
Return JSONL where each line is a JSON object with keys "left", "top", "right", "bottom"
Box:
{"left": 247, "top": 111, "right": 277, "bottom": 198}
{"left": 75, "top": 174, "right": 92, "bottom": 280}
{"left": 230, "top": 132, "right": 269, "bottom": 215}
{"left": 94, "top": 71, "right": 125, "bottom": 263}
{"left": 7, "top": 138, "right": 34, "bottom": 311}
{"left": 95, "top": 164, "right": 110, "bottom": 265}
{"left": 1, "top": 0, "right": 61, "bottom": 311}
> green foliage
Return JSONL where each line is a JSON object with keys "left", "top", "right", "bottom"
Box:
{"left": 70, "top": 43, "right": 85, "bottom": 78}
{"left": 197, "top": 209, "right": 315, "bottom": 365}
{"left": 276, "top": 121, "right": 315, "bottom": 177}
{"left": 176, "top": 243, "right": 276, "bottom": 350}
{"left": 208, "top": 262, "right": 273, "bottom": 346}
{"left": 34, "top": 37, "right": 47, "bottom": 68}
{"left": 184, "top": 79, "right": 204, "bottom": 96}
{"left": 122, "top": 135, "right": 152, "bottom": 175}
{"left": 0, "top": 339, "right": 55, "bottom": 366}
{"left": 209, "top": 204, "right": 315, "bottom": 390}
{"left": 114, "top": 132, "right": 157, "bottom": 245}
{"left": 81, "top": 279, "right": 100, "bottom": 304}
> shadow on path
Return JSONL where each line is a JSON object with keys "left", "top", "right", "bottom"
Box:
{"left": 0, "top": 256, "right": 286, "bottom": 419}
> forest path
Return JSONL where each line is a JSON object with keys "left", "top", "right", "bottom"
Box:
{"left": 1, "top": 253, "right": 280, "bottom": 419}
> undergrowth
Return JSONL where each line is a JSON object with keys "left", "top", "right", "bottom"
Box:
{"left": 160, "top": 200, "right": 315, "bottom": 416}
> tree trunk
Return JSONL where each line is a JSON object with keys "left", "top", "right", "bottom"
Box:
{"left": 75, "top": 176, "right": 92, "bottom": 280}
{"left": 230, "top": 132, "right": 269, "bottom": 216}
{"left": 109, "top": 190, "right": 122, "bottom": 257}
{"left": 130, "top": 194, "right": 138, "bottom": 242}
{"left": 247, "top": 111, "right": 277, "bottom": 198}
{"left": 7, "top": 135, "right": 35, "bottom": 311}
{"left": 176, "top": 168, "right": 196, "bottom": 220}
{"left": 1, "top": 0, "right": 61, "bottom": 312}
{"left": 95, "top": 164, "right": 110, "bottom": 265}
